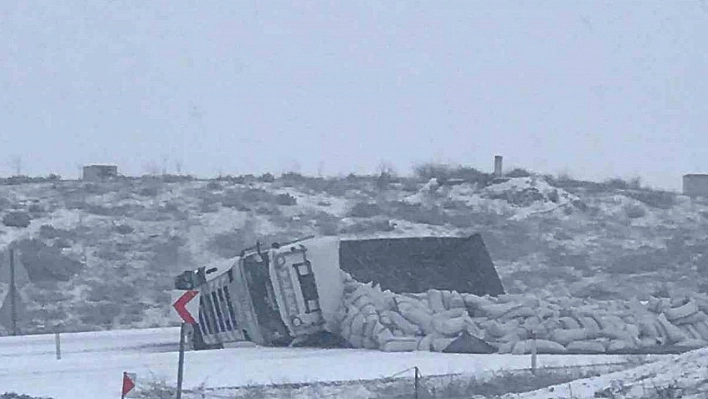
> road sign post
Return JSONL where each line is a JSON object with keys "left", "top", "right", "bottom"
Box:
{"left": 177, "top": 323, "right": 186, "bottom": 399}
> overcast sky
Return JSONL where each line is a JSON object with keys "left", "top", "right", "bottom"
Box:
{"left": 1, "top": 1, "right": 706, "bottom": 190}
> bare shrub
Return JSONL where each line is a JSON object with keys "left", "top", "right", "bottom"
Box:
{"left": 114, "top": 223, "right": 134, "bottom": 235}
{"left": 27, "top": 203, "right": 44, "bottom": 215}
{"left": 86, "top": 281, "right": 137, "bottom": 303}
{"left": 205, "top": 180, "right": 223, "bottom": 191}
{"left": 85, "top": 204, "right": 133, "bottom": 217}
{"left": 275, "top": 193, "right": 297, "bottom": 206}
{"left": 0, "top": 196, "right": 10, "bottom": 210}
{"left": 259, "top": 172, "right": 276, "bottom": 183}
{"left": 624, "top": 203, "right": 647, "bottom": 219}
{"left": 95, "top": 247, "right": 126, "bottom": 261}
{"left": 348, "top": 202, "right": 383, "bottom": 218}
{"left": 76, "top": 301, "right": 121, "bottom": 328}
{"left": 208, "top": 229, "right": 257, "bottom": 258}
{"left": 14, "top": 239, "right": 84, "bottom": 282}
{"left": 604, "top": 177, "right": 641, "bottom": 190}
{"left": 0, "top": 392, "right": 55, "bottom": 399}
{"left": 317, "top": 219, "right": 340, "bottom": 236}
{"left": 607, "top": 250, "right": 669, "bottom": 274}
{"left": 387, "top": 201, "right": 447, "bottom": 226}
{"left": 341, "top": 219, "right": 395, "bottom": 234}
{"left": 132, "top": 378, "right": 176, "bottom": 399}
{"left": 625, "top": 190, "right": 676, "bottom": 209}
{"left": 2, "top": 211, "right": 30, "bottom": 227}
{"left": 413, "top": 162, "right": 493, "bottom": 186}
{"left": 138, "top": 185, "right": 160, "bottom": 197}
{"left": 505, "top": 168, "right": 533, "bottom": 178}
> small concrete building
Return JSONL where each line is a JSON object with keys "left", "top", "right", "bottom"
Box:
{"left": 82, "top": 165, "right": 118, "bottom": 182}
{"left": 683, "top": 174, "right": 708, "bottom": 197}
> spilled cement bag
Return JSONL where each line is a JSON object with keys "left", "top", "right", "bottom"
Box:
{"left": 434, "top": 308, "right": 468, "bottom": 319}
{"left": 481, "top": 303, "right": 524, "bottom": 319}
{"left": 449, "top": 291, "right": 466, "bottom": 309}
{"left": 375, "top": 327, "right": 395, "bottom": 345}
{"left": 399, "top": 304, "right": 435, "bottom": 334}
{"left": 497, "top": 341, "right": 514, "bottom": 354}
{"left": 536, "top": 339, "right": 567, "bottom": 354}
{"left": 502, "top": 306, "right": 536, "bottom": 320}
{"left": 349, "top": 333, "right": 364, "bottom": 348}
{"left": 350, "top": 312, "right": 366, "bottom": 337}
{"left": 486, "top": 320, "right": 519, "bottom": 338}
{"left": 498, "top": 332, "right": 523, "bottom": 344}
{"left": 428, "top": 289, "right": 447, "bottom": 313}
{"left": 593, "top": 314, "right": 625, "bottom": 331}
{"left": 607, "top": 340, "right": 630, "bottom": 353}
{"left": 559, "top": 317, "right": 581, "bottom": 330}
{"left": 639, "top": 336, "right": 658, "bottom": 348}
{"left": 577, "top": 316, "right": 600, "bottom": 333}
{"left": 433, "top": 316, "right": 468, "bottom": 336}
{"left": 381, "top": 310, "right": 420, "bottom": 336}
{"left": 432, "top": 337, "right": 457, "bottom": 352}
{"left": 672, "top": 311, "right": 707, "bottom": 326}
{"left": 638, "top": 316, "right": 659, "bottom": 338}
{"left": 550, "top": 329, "right": 589, "bottom": 346}
{"left": 694, "top": 321, "right": 708, "bottom": 340}
{"left": 463, "top": 294, "right": 493, "bottom": 310}
{"left": 664, "top": 301, "right": 699, "bottom": 322}
{"left": 565, "top": 340, "right": 606, "bottom": 354}
{"left": 536, "top": 307, "right": 555, "bottom": 320}
{"left": 656, "top": 314, "right": 688, "bottom": 344}
{"left": 679, "top": 324, "right": 702, "bottom": 340}
{"left": 512, "top": 339, "right": 566, "bottom": 354}
{"left": 417, "top": 333, "right": 435, "bottom": 351}
{"left": 674, "top": 338, "right": 707, "bottom": 350}
{"left": 381, "top": 336, "right": 419, "bottom": 352}
{"left": 511, "top": 340, "right": 530, "bottom": 355}
{"left": 364, "top": 315, "right": 379, "bottom": 339}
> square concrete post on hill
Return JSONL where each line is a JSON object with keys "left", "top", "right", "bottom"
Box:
{"left": 494, "top": 155, "right": 503, "bottom": 178}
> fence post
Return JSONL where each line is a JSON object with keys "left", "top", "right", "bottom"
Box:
{"left": 531, "top": 331, "right": 537, "bottom": 375}
{"left": 55, "top": 330, "right": 61, "bottom": 360}
{"left": 9, "top": 248, "right": 17, "bottom": 336}
{"left": 414, "top": 367, "right": 419, "bottom": 399}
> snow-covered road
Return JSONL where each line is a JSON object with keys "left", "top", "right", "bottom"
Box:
{"left": 0, "top": 327, "right": 667, "bottom": 399}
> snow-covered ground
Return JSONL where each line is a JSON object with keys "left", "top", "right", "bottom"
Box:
{"left": 505, "top": 347, "right": 708, "bottom": 399}
{"left": 0, "top": 327, "right": 666, "bottom": 399}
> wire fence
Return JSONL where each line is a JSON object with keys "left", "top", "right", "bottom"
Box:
{"left": 169, "top": 360, "right": 630, "bottom": 399}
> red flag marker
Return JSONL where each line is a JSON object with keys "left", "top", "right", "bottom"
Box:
{"left": 121, "top": 372, "right": 136, "bottom": 398}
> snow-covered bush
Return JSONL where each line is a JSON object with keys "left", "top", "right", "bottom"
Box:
{"left": 2, "top": 211, "right": 30, "bottom": 227}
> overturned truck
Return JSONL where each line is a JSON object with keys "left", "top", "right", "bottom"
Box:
{"left": 172, "top": 234, "right": 504, "bottom": 352}
{"left": 174, "top": 234, "right": 708, "bottom": 354}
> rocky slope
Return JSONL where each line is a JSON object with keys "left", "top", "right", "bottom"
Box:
{"left": 0, "top": 172, "right": 706, "bottom": 335}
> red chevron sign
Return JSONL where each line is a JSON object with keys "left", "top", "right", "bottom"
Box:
{"left": 172, "top": 290, "right": 199, "bottom": 324}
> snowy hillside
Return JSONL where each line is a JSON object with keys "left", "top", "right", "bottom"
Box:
{"left": 0, "top": 171, "right": 706, "bottom": 336}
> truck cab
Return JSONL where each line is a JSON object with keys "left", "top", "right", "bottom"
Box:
{"left": 174, "top": 236, "right": 342, "bottom": 349}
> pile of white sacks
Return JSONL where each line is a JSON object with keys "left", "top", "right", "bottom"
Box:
{"left": 332, "top": 272, "right": 708, "bottom": 354}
